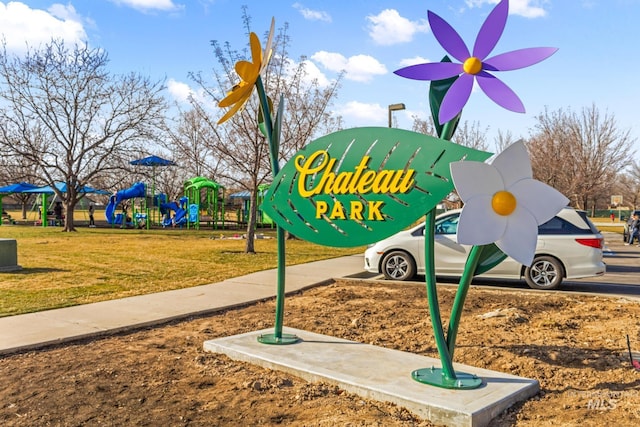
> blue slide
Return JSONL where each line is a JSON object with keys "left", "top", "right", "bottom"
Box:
{"left": 159, "top": 198, "right": 188, "bottom": 227}
{"left": 105, "top": 182, "right": 146, "bottom": 224}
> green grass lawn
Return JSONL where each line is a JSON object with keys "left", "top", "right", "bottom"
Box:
{"left": 0, "top": 224, "right": 362, "bottom": 317}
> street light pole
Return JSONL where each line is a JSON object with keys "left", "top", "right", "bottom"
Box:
{"left": 388, "top": 103, "right": 406, "bottom": 128}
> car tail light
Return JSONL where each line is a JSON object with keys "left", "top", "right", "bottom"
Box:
{"left": 575, "top": 238, "right": 603, "bottom": 249}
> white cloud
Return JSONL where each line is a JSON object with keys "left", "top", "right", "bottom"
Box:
{"left": 167, "top": 78, "right": 193, "bottom": 103}
{"left": 464, "top": 0, "right": 548, "bottom": 18}
{"left": 367, "top": 9, "right": 429, "bottom": 46}
{"left": 166, "top": 78, "right": 217, "bottom": 110}
{"left": 398, "top": 56, "right": 430, "bottom": 67}
{"left": 297, "top": 59, "right": 331, "bottom": 87}
{"left": 337, "top": 101, "right": 387, "bottom": 126}
{"left": 0, "top": 2, "right": 87, "bottom": 53}
{"left": 268, "top": 55, "right": 332, "bottom": 88}
{"left": 292, "top": 3, "right": 331, "bottom": 22}
{"left": 109, "top": 0, "right": 183, "bottom": 13}
{"left": 311, "top": 51, "right": 386, "bottom": 83}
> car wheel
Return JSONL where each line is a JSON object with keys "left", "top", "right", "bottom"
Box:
{"left": 381, "top": 251, "right": 416, "bottom": 281}
{"left": 524, "top": 256, "right": 564, "bottom": 290}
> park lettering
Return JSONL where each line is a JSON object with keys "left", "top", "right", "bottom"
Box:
{"left": 294, "top": 150, "right": 416, "bottom": 221}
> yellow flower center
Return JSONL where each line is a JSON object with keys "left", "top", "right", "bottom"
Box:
{"left": 491, "top": 191, "right": 516, "bottom": 216}
{"left": 463, "top": 57, "right": 482, "bottom": 75}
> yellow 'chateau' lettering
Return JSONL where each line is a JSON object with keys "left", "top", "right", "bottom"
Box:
{"left": 295, "top": 150, "right": 415, "bottom": 197}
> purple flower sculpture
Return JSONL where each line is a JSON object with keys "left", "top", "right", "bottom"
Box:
{"left": 394, "top": 0, "right": 557, "bottom": 124}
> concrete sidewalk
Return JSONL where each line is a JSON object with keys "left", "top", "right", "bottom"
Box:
{"left": 0, "top": 254, "right": 368, "bottom": 355}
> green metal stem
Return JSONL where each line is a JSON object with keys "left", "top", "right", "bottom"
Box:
{"left": 256, "top": 76, "right": 287, "bottom": 340}
{"left": 273, "top": 225, "right": 286, "bottom": 337}
{"left": 446, "top": 244, "right": 482, "bottom": 359}
{"left": 256, "top": 77, "right": 277, "bottom": 169}
{"left": 424, "top": 209, "right": 456, "bottom": 380}
{"left": 419, "top": 117, "right": 460, "bottom": 377}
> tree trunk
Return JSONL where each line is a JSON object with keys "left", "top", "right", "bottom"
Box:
{"left": 244, "top": 189, "right": 258, "bottom": 254}
{"left": 21, "top": 201, "right": 28, "bottom": 220}
{"left": 63, "top": 203, "right": 76, "bottom": 232}
{"left": 62, "top": 189, "right": 77, "bottom": 232}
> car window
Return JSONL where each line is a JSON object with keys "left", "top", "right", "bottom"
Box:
{"left": 431, "top": 209, "right": 596, "bottom": 237}
{"left": 435, "top": 214, "right": 459, "bottom": 235}
{"left": 538, "top": 215, "right": 590, "bottom": 235}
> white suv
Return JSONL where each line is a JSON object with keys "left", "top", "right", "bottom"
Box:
{"left": 364, "top": 208, "right": 606, "bottom": 290}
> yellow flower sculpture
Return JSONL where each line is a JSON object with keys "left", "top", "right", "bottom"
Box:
{"left": 217, "top": 18, "right": 274, "bottom": 124}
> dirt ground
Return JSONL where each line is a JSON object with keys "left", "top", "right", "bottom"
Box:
{"left": 1, "top": 278, "right": 640, "bottom": 426}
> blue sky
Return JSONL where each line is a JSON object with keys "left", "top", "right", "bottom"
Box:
{"left": 1, "top": 0, "right": 639, "bottom": 153}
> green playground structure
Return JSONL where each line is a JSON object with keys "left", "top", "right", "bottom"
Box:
{"left": 183, "top": 177, "right": 226, "bottom": 229}
{"left": 229, "top": 183, "right": 274, "bottom": 227}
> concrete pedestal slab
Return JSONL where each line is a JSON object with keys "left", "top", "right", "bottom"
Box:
{"left": 204, "top": 327, "right": 538, "bottom": 427}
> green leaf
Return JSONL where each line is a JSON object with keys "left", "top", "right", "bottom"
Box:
{"left": 429, "top": 56, "right": 461, "bottom": 140}
{"left": 270, "top": 95, "right": 284, "bottom": 164}
{"left": 473, "top": 243, "right": 508, "bottom": 276}
{"left": 257, "top": 95, "right": 274, "bottom": 138}
{"left": 261, "top": 127, "right": 491, "bottom": 247}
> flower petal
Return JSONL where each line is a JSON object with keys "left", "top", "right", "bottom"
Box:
{"left": 428, "top": 10, "right": 470, "bottom": 63}
{"left": 249, "top": 32, "right": 262, "bottom": 65}
{"left": 485, "top": 47, "right": 558, "bottom": 71}
{"left": 260, "top": 18, "right": 275, "bottom": 74}
{"left": 394, "top": 62, "right": 462, "bottom": 81}
{"left": 496, "top": 207, "right": 538, "bottom": 266}
{"left": 217, "top": 93, "right": 250, "bottom": 124}
{"left": 457, "top": 197, "right": 505, "bottom": 245}
{"left": 476, "top": 72, "right": 525, "bottom": 113}
{"left": 450, "top": 160, "right": 502, "bottom": 203}
{"left": 438, "top": 73, "right": 474, "bottom": 124}
{"left": 489, "top": 141, "right": 531, "bottom": 186}
{"left": 218, "top": 81, "right": 254, "bottom": 107}
{"left": 510, "top": 179, "right": 569, "bottom": 225}
{"left": 235, "top": 60, "right": 260, "bottom": 82}
{"left": 473, "top": 0, "right": 508, "bottom": 59}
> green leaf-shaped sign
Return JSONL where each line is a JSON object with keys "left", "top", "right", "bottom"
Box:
{"left": 262, "top": 127, "right": 491, "bottom": 247}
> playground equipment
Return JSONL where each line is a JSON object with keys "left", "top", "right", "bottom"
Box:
{"left": 230, "top": 183, "right": 274, "bottom": 227}
{"left": 130, "top": 155, "right": 176, "bottom": 226}
{"left": 0, "top": 182, "right": 38, "bottom": 226}
{"left": 159, "top": 197, "right": 189, "bottom": 228}
{"left": 105, "top": 182, "right": 147, "bottom": 227}
{"left": 183, "top": 177, "right": 226, "bottom": 229}
{"left": 23, "top": 182, "right": 109, "bottom": 227}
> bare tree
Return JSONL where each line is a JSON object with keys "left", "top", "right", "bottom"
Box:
{"left": 0, "top": 40, "right": 167, "bottom": 231}
{"left": 411, "top": 115, "right": 489, "bottom": 150}
{"left": 164, "top": 108, "right": 222, "bottom": 179}
{"left": 494, "top": 129, "right": 518, "bottom": 153}
{"left": 622, "top": 161, "right": 640, "bottom": 210}
{"left": 528, "top": 105, "right": 634, "bottom": 210}
{"left": 411, "top": 115, "right": 436, "bottom": 136}
{"left": 189, "top": 9, "right": 343, "bottom": 253}
{"left": 450, "top": 120, "right": 489, "bottom": 151}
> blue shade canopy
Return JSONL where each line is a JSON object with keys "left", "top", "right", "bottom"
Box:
{"left": 0, "top": 182, "right": 39, "bottom": 193}
{"left": 22, "top": 182, "right": 110, "bottom": 195}
{"left": 130, "top": 155, "right": 176, "bottom": 167}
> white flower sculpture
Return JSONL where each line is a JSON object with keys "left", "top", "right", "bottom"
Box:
{"left": 450, "top": 141, "right": 569, "bottom": 266}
